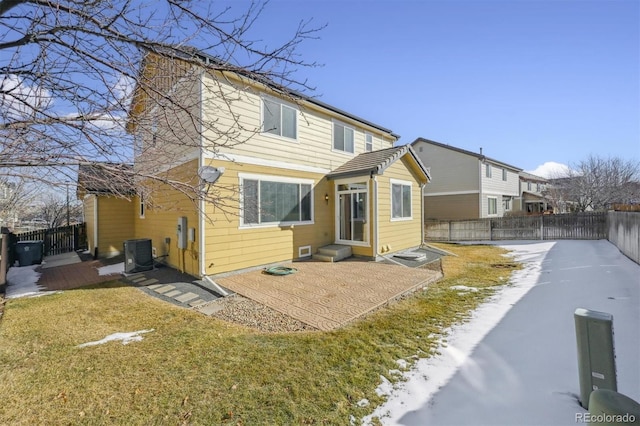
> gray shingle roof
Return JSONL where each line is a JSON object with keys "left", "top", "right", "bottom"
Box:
{"left": 326, "top": 145, "right": 431, "bottom": 181}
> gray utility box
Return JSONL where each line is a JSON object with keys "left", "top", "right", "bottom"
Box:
{"left": 123, "top": 238, "right": 153, "bottom": 273}
{"left": 15, "top": 240, "right": 44, "bottom": 266}
{"left": 575, "top": 308, "right": 617, "bottom": 409}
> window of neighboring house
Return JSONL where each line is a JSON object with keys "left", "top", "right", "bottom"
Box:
{"left": 503, "top": 196, "right": 511, "bottom": 211}
{"left": 488, "top": 197, "right": 498, "bottom": 215}
{"left": 391, "top": 180, "right": 412, "bottom": 220}
{"left": 536, "top": 183, "right": 541, "bottom": 192}
{"left": 527, "top": 182, "right": 532, "bottom": 191}
{"left": 365, "top": 133, "right": 373, "bottom": 152}
{"left": 241, "top": 176, "right": 312, "bottom": 226}
{"left": 502, "top": 168, "right": 507, "bottom": 181}
{"left": 486, "top": 164, "right": 492, "bottom": 178}
{"left": 262, "top": 98, "right": 297, "bottom": 140}
{"left": 333, "top": 121, "right": 355, "bottom": 153}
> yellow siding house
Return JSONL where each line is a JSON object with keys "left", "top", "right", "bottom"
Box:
{"left": 115, "top": 49, "right": 431, "bottom": 279}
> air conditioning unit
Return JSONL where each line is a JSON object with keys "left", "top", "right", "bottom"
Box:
{"left": 123, "top": 238, "right": 153, "bottom": 273}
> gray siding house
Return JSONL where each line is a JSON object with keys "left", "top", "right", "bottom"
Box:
{"left": 412, "top": 138, "right": 521, "bottom": 220}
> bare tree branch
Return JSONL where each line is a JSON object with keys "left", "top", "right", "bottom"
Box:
{"left": 0, "top": 0, "right": 323, "bottom": 211}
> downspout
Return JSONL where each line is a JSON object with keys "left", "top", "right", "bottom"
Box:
{"left": 198, "top": 67, "right": 230, "bottom": 296}
{"left": 372, "top": 174, "right": 379, "bottom": 260}
{"left": 93, "top": 194, "right": 99, "bottom": 258}
{"left": 478, "top": 160, "right": 483, "bottom": 217}
{"left": 420, "top": 183, "right": 426, "bottom": 245}
{"left": 198, "top": 68, "right": 207, "bottom": 279}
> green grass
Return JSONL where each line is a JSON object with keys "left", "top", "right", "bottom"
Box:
{"left": 0, "top": 243, "right": 519, "bottom": 425}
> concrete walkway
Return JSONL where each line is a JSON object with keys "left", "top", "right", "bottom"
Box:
{"left": 121, "top": 266, "right": 222, "bottom": 310}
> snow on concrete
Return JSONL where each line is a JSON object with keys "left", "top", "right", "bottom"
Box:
{"left": 76, "top": 329, "right": 154, "bottom": 348}
{"left": 364, "top": 240, "right": 640, "bottom": 425}
{"left": 98, "top": 262, "right": 124, "bottom": 276}
{"left": 5, "top": 264, "right": 47, "bottom": 299}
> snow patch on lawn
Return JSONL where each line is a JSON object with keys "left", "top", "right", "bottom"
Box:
{"left": 77, "top": 329, "right": 154, "bottom": 348}
{"left": 449, "top": 285, "right": 479, "bottom": 293}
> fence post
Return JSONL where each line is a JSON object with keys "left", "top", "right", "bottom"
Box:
{"left": 448, "top": 221, "right": 452, "bottom": 242}
{"left": 1, "top": 227, "right": 10, "bottom": 287}
{"left": 540, "top": 215, "right": 544, "bottom": 240}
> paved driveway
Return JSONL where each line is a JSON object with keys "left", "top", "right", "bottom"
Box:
{"left": 216, "top": 260, "right": 442, "bottom": 331}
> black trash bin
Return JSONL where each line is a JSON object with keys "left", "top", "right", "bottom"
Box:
{"left": 15, "top": 241, "right": 44, "bottom": 266}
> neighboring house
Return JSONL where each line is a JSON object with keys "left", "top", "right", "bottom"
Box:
{"left": 77, "top": 163, "right": 136, "bottom": 259}
{"left": 515, "top": 172, "right": 551, "bottom": 214}
{"left": 412, "top": 138, "right": 521, "bottom": 220}
{"left": 102, "top": 49, "right": 432, "bottom": 278}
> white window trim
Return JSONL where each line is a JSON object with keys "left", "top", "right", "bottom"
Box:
{"left": 390, "top": 178, "right": 413, "bottom": 222}
{"left": 486, "top": 164, "right": 492, "bottom": 178}
{"left": 332, "top": 119, "right": 356, "bottom": 155}
{"left": 260, "top": 95, "right": 299, "bottom": 142}
{"left": 502, "top": 168, "right": 507, "bottom": 181}
{"left": 238, "top": 172, "right": 314, "bottom": 229}
{"left": 334, "top": 176, "right": 370, "bottom": 247}
{"left": 487, "top": 196, "right": 498, "bottom": 216}
{"left": 503, "top": 196, "right": 512, "bottom": 211}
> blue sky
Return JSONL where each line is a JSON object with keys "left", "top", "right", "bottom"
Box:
{"left": 237, "top": 0, "right": 639, "bottom": 176}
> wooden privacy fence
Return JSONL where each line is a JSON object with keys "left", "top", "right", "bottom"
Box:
{"left": 16, "top": 223, "right": 87, "bottom": 256}
{"left": 425, "top": 212, "right": 608, "bottom": 241}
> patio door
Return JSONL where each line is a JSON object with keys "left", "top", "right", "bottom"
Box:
{"left": 336, "top": 181, "right": 368, "bottom": 244}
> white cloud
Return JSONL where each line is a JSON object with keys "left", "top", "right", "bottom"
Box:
{"left": 0, "top": 74, "right": 53, "bottom": 119}
{"left": 526, "top": 161, "right": 571, "bottom": 178}
{"left": 112, "top": 74, "right": 135, "bottom": 104}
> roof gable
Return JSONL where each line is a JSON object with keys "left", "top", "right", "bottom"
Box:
{"left": 327, "top": 145, "right": 431, "bottom": 182}
{"left": 412, "top": 137, "right": 522, "bottom": 172}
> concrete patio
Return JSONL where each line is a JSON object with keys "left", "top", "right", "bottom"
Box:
{"left": 215, "top": 260, "right": 442, "bottom": 331}
{"left": 31, "top": 251, "right": 443, "bottom": 332}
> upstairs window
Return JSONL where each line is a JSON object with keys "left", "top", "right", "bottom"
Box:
{"left": 365, "top": 133, "right": 373, "bottom": 152}
{"left": 333, "top": 122, "right": 355, "bottom": 153}
{"left": 502, "top": 168, "right": 507, "bottom": 181}
{"left": 262, "top": 98, "right": 297, "bottom": 140}
{"left": 486, "top": 164, "right": 492, "bottom": 178}
{"left": 139, "top": 194, "right": 145, "bottom": 219}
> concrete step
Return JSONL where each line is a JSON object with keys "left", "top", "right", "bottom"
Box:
{"left": 313, "top": 244, "right": 352, "bottom": 262}
{"left": 312, "top": 253, "right": 335, "bottom": 262}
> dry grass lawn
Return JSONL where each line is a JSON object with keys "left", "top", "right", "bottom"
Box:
{"left": 0, "top": 243, "right": 519, "bottom": 425}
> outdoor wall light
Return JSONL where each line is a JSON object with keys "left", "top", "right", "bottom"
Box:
{"left": 325, "top": 193, "right": 329, "bottom": 204}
